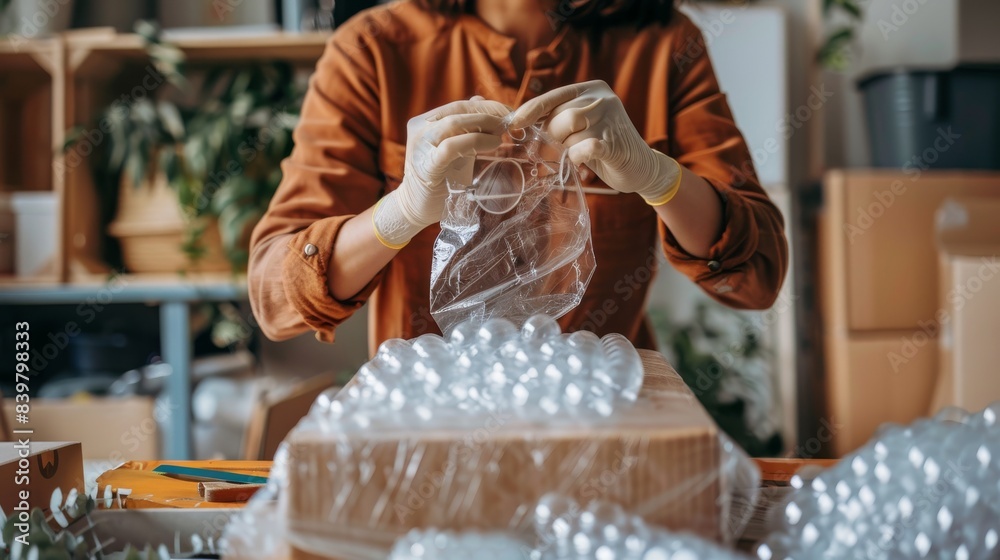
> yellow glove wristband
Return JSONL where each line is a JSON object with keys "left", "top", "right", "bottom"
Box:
{"left": 644, "top": 168, "right": 682, "bottom": 207}
{"left": 371, "top": 198, "right": 410, "bottom": 250}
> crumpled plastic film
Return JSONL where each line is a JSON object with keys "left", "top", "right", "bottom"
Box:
{"left": 222, "top": 315, "right": 761, "bottom": 560}
{"left": 429, "top": 124, "right": 596, "bottom": 335}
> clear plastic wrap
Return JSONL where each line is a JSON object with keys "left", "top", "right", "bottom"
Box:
{"left": 223, "top": 316, "right": 761, "bottom": 560}
{"left": 429, "top": 124, "right": 596, "bottom": 335}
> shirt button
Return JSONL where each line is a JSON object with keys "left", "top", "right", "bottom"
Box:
{"left": 528, "top": 78, "right": 544, "bottom": 92}
{"left": 707, "top": 260, "right": 721, "bottom": 272}
{"left": 303, "top": 243, "right": 318, "bottom": 257}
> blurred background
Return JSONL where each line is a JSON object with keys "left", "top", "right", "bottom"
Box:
{"left": 0, "top": 0, "right": 998, "bottom": 466}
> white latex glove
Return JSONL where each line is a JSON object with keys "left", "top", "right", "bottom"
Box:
{"left": 508, "top": 80, "right": 682, "bottom": 206}
{"left": 373, "top": 98, "right": 509, "bottom": 248}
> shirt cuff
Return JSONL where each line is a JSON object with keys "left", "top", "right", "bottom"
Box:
{"left": 658, "top": 177, "right": 759, "bottom": 284}
{"left": 282, "top": 215, "right": 384, "bottom": 343}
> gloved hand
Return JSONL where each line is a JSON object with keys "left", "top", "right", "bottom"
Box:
{"left": 373, "top": 98, "right": 509, "bottom": 249}
{"left": 507, "top": 80, "right": 682, "bottom": 206}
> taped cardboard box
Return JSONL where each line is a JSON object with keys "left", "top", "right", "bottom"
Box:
{"left": 932, "top": 197, "right": 1000, "bottom": 414}
{"left": 282, "top": 350, "right": 756, "bottom": 559}
{"left": 0, "top": 441, "right": 84, "bottom": 513}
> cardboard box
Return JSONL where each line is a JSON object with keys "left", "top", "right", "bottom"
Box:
{"left": 243, "top": 373, "right": 338, "bottom": 461}
{"left": 285, "top": 350, "right": 740, "bottom": 558}
{"left": 0, "top": 441, "right": 84, "bottom": 513}
{"left": 932, "top": 197, "right": 1000, "bottom": 413}
{"left": 2, "top": 396, "right": 159, "bottom": 461}
{"left": 821, "top": 170, "right": 1000, "bottom": 332}
{"left": 825, "top": 332, "right": 938, "bottom": 456}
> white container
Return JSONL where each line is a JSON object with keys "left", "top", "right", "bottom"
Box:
{"left": 11, "top": 191, "right": 58, "bottom": 277}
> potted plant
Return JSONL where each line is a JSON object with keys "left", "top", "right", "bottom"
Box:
{"left": 650, "top": 302, "right": 784, "bottom": 457}
{"left": 68, "top": 22, "right": 304, "bottom": 274}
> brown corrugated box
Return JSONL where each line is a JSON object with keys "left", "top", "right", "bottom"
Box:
{"left": 932, "top": 197, "right": 1000, "bottom": 414}
{"left": 823, "top": 332, "right": 937, "bottom": 456}
{"left": 242, "top": 373, "right": 338, "bottom": 461}
{"left": 2, "top": 396, "right": 159, "bottom": 461}
{"left": 821, "top": 170, "right": 1000, "bottom": 332}
{"left": 0, "top": 441, "right": 84, "bottom": 514}
{"left": 819, "top": 170, "right": 1000, "bottom": 455}
{"left": 284, "top": 350, "right": 732, "bottom": 558}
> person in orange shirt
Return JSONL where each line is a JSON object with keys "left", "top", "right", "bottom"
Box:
{"left": 248, "top": 0, "right": 788, "bottom": 355}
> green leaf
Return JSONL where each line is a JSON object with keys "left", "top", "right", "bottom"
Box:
{"left": 840, "top": 0, "right": 862, "bottom": 20}
{"left": 217, "top": 203, "right": 259, "bottom": 253}
{"left": 156, "top": 101, "right": 185, "bottom": 141}
{"left": 817, "top": 26, "right": 855, "bottom": 70}
{"left": 3, "top": 512, "right": 15, "bottom": 547}
{"left": 133, "top": 19, "right": 159, "bottom": 42}
{"left": 211, "top": 175, "right": 256, "bottom": 215}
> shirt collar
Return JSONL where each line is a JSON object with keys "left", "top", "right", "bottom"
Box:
{"left": 458, "top": 12, "right": 576, "bottom": 66}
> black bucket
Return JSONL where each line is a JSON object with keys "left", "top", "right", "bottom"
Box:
{"left": 857, "top": 65, "right": 1000, "bottom": 170}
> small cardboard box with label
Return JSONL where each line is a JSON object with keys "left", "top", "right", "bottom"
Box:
{"left": 0, "top": 441, "right": 84, "bottom": 514}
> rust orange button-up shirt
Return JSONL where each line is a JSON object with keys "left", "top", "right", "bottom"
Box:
{"left": 249, "top": 1, "right": 788, "bottom": 356}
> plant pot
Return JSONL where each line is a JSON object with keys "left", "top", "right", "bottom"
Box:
{"left": 108, "top": 171, "right": 230, "bottom": 274}
{"left": 857, "top": 65, "right": 1000, "bottom": 170}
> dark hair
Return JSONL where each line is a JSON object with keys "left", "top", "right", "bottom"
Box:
{"left": 414, "top": 0, "right": 676, "bottom": 28}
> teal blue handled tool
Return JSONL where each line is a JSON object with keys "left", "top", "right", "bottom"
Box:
{"left": 152, "top": 464, "right": 269, "bottom": 485}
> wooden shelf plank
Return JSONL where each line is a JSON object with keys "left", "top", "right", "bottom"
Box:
{"left": 0, "top": 37, "right": 61, "bottom": 75}
{"left": 66, "top": 30, "right": 330, "bottom": 71}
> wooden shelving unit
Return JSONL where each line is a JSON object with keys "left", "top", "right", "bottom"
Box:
{"left": 0, "top": 29, "right": 328, "bottom": 285}
{"left": 0, "top": 30, "right": 329, "bottom": 459}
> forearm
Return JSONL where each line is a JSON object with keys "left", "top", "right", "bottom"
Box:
{"left": 652, "top": 163, "right": 724, "bottom": 259}
{"left": 327, "top": 205, "right": 401, "bottom": 301}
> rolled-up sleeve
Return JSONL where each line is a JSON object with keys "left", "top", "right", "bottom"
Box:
{"left": 660, "top": 14, "right": 788, "bottom": 310}
{"left": 248, "top": 24, "right": 385, "bottom": 342}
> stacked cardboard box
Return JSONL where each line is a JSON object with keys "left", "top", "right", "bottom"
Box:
{"left": 932, "top": 197, "right": 1000, "bottom": 413}
{"left": 820, "top": 170, "right": 1000, "bottom": 456}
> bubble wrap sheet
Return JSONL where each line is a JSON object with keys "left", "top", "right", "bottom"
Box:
{"left": 224, "top": 318, "right": 760, "bottom": 560}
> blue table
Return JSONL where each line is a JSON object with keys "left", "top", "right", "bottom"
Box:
{"left": 0, "top": 276, "right": 248, "bottom": 459}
